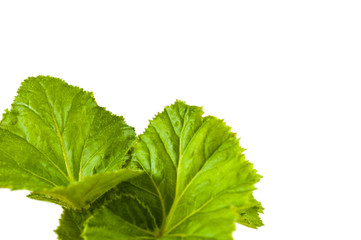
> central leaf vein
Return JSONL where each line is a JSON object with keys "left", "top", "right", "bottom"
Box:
{"left": 39, "top": 82, "right": 74, "bottom": 182}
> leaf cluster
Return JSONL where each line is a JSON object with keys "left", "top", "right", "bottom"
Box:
{"left": 0, "top": 76, "right": 263, "bottom": 239}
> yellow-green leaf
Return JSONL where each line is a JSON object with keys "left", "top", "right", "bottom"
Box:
{"left": 0, "top": 76, "right": 141, "bottom": 209}
{"left": 82, "top": 101, "right": 262, "bottom": 239}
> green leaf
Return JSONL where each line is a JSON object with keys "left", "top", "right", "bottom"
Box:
{"left": 27, "top": 170, "right": 142, "bottom": 209}
{"left": 0, "top": 76, "right": 141, "bottom": 209}
{"left": 232, "top": 195, "right": 264, "bottom": 229}
{"left": 56, "top": 177, "right": 142, "bottom": 240}
{"left": 82, "top": 100, "right": 262, "bottom": 239}
{"left": 56, "top": 209, "right": 86, "bottom": 240}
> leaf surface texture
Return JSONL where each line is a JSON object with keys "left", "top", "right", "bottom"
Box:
{"left": 0, "top": 76, "right": 141, "bottom": 209}
{"left": 81, "top": 101, "right": 263, "bottom": 239}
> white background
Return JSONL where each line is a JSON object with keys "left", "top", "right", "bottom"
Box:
{"left": 0, "top": 1, "right": 360, "bottom": 239}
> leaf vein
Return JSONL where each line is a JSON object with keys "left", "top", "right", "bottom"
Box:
{"left": 0, "top": 149, "right": 58, "bottom": 187}
{"left": 151, "top": 125, "right": 177, "bottom": 170}
{"left": 38, "top": 82, "right": 74, "bottom": 182}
